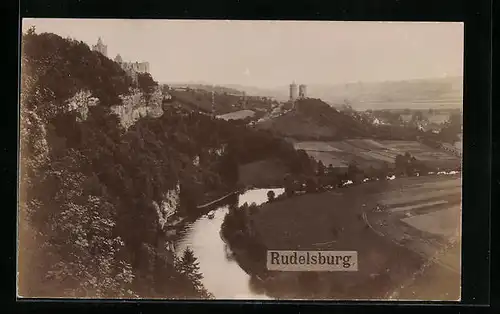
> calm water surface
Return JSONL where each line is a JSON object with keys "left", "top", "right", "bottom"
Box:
{"left": 175, "top": 188, "right": 284, "bottom": 299}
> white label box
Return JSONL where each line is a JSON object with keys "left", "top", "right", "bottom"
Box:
{"left": 267, "top": 250, "right": 358, "bottom": 271}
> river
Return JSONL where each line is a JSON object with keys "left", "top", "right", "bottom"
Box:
{"left": 174, "top": 188, "right": 284, "bottom": 299}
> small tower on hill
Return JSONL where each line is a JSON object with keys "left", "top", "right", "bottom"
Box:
{"left": 92, "top": 37, "right": 108, "bottom": 57}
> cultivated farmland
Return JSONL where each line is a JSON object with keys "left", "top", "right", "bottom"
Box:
{"left": 290, "top": 139, "right": 460, "bottom": 170}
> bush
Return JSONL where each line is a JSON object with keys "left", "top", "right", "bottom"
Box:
{"left": 267, "top": 190, "right": 276, "bottom": 202}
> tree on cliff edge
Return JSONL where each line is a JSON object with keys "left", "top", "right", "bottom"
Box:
{"left": 176, "top": 248, "right": 213, "bottom": 299}
{"left": 137, "top": 72, "right": 158, "bottom": 101}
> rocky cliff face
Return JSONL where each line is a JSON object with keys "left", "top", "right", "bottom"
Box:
{"left": 111, "top": 86, "right": 164, "bottom": 130}
{"left": 19, "top": 107, "right": 49, "bottom": 186}
{"left": 154, "top": 182, "right": 181, "bottom": 228}
{"left": 64, "top": 90, "right": 100, "bottom": 121}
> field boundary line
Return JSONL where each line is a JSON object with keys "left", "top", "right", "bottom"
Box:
{"left": 362, "top": 211, "right": 385, "bottom": 238}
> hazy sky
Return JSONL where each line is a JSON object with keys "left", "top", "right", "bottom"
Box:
{"left": 22, "top": 19, "right": 464, "bottom": 88}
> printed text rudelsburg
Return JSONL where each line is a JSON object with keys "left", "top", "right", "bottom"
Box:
{"left": 267, "top": 250, "right": 358, "bottom": 271}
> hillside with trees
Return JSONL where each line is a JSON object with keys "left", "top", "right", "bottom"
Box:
{"left": 19, "top": 29, "right": 318, "bottom": 298}
{"left": 19, "top": 28, "right": 212, "bottom": 298}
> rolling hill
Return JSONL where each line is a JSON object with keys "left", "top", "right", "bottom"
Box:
{"left": 167, "top": 83, "right": 245, "bottom": 96}
{"left": 167, "top": 86, "right": 278, "bottom": 115}
{"left": 222, "top": 84, "right": 289, "bottom": 101}
{"left": 255, "top": 98, "right": 420, "bottom": 141}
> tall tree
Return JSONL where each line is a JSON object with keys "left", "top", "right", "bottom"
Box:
{"left": 317, "top": 160, "right": 326, "bottom": 176}
{"left": 174, "top": 248, "right": 212, "bottom": 298}
{"left": 347, "top": 160, "right": 362, "bottom": 183}
{"left": 284, "top": 174, "right": 295, "bottom": 197}
{"left": 377, "top": 162, "right": 390, "bottom": 180}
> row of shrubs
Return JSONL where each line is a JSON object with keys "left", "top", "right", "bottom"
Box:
{"left": 266, "top": 152, "right": 461, "bottom": 203}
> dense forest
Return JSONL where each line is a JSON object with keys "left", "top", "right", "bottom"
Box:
{"left": 18, "top": 28, "right": 317, "bottom": 298}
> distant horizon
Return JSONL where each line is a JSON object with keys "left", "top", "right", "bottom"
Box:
{"left": 22, "top": 19, "right": 463, "bottom": 88}
{"left": 161, "top": 74, "right": 464, "bottom": 90}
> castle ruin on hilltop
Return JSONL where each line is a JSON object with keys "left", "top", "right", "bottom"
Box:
{"left": 92, "top": 37, "right": 108, "bottom": 57}
{"left": 289, "top": 81, "right": 307, "bottom": 101}
{"left": 92, "top": 37, "right": 150, "bottom": 83}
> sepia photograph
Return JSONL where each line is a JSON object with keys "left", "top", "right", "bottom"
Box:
{"left": 18, "top": 19, "right": 463, "bottom": 301}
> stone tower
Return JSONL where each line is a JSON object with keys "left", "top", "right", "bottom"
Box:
{"left": 92, "top": 37, "right": 108, "bottom": 57}
{"left": 299, "top": 84, "right": 307, "bottom": 99}
{"left": 289, "top": 81, "right": 298, "bottom": 101}
{"left": 114, "top": 54, "right": 123, "bottom": 64}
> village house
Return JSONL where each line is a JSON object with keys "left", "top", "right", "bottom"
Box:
{"left": 417, "top": 121, "right": 443, "bottom": 133}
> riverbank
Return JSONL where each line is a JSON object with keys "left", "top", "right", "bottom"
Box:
{"left": 173, "top": 187, "right": 242, "bottom": 224}
{"left": 196, "top": 189, "right": 243, "bottom": 210}
{"left": 175, "top": 188, "right": 284, "bottom": 299}
{"left": 219, "top": 229, "right": 267, "bottom": 278}
{"left": 164, "top": 184, "right": 255, "bottom": 248}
